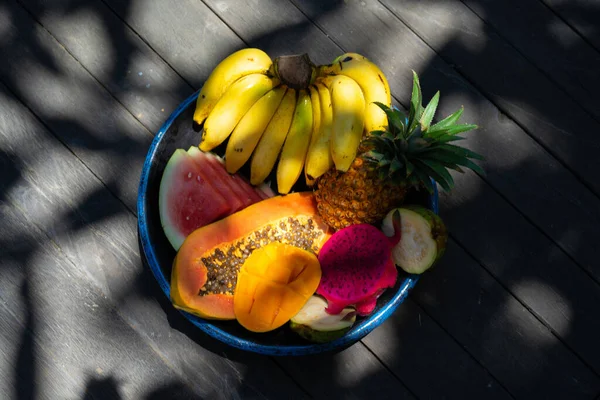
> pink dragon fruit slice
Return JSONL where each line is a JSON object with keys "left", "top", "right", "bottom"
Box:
{"left": 316, "top": 211, "right": 402, "bottom": 316}
{"left": 354, "top": 258, "right": 398, "bottom": 315}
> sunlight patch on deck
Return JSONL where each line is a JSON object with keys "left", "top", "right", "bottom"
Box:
{"left": 512, "top": 279, "right": 572, "bottom": 339}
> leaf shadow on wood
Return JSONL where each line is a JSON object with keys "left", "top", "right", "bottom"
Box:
{"left": 0, "top": 146, "right": 37, "bottom": 400}
{"left": 82, "top": 376, "right": 122, "bottom": 400}
{"left": 0, "top": 148, "right": 22, "bottom": 204}
{"left": 15, "top": 280, "right": 37, "bottom": 400}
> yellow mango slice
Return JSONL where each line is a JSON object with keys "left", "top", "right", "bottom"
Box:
{"left": 234, "top": 242, "right": 321, "bottom": 332}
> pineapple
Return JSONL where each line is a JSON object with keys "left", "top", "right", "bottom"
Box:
{"left": 314, "top": 71, "right": 484, "bottom": 230}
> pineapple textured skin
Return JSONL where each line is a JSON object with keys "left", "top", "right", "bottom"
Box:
{"left": 314, "top": 157, "right": 406, "bottom": 230}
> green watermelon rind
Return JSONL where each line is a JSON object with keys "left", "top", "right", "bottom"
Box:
{"left": 158, "top": 149, "right": 190, "bottom": 251}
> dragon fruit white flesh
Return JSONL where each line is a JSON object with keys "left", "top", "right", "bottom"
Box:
{"left": 316, "top": 211, "right": 402, "bottom": 316}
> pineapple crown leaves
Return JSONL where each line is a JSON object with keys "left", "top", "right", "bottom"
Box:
{"left": 362, "top": 71, "right": 485, "bottom": 194}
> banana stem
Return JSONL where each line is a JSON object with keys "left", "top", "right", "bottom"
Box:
{"left": 272, "top": 54, "right": 317, "bottom": 89}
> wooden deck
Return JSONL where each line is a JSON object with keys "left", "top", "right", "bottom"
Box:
{"left": 1, "top": 0, "right": 600, "bottom": 398}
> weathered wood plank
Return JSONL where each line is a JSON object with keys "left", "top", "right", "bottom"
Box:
{"left": 102, "top": 0, "right": 247, "bottom": 91}
{"left": 101, "top": 0, "right": 335, "bottom": 82}
{"left": 0, "top": 83, "right": 310, "bottom": 399}
{"left": 440, "top": 167, "right": 600, "bottom": 372}
{"left": 0, "top": 203, "right": 200, "bottom": 399}
{"left": 0, "top": 2, "right": 412, "bottom": 395}
{"left": 276, "top": 343, "right": 417, "bottom": 400}
{"left": 16, "top": 0, "right": 197, "bottom": 134}
{"left": 0, "top": 0, "right": 151, "bottom": 211}
{"left": 459, "top": 0, "right": 600, "bottom": 121}
{"left": 540, "top": 0, "right": 600, "bottom": 52}
{"left": 199, "top": 0, "right": 341, "bottom": 64}
{"left": 414, "top": 239, "right": 600, "bottom": 398}
{"left": 362, "top": 299, "right": 512, "bottom": 399}
{"left": 378, "top": 0, "right": 600, "bottom": 197}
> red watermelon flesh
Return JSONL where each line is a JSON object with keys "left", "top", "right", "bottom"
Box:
{"left": 255, "top": 182, "right": 276, "bottom": 199}
{"left": 159, "top": 149, "right": 231, "bottom": 251}
{"left": 193, "top": 148, "right": 273, "bottom": 202}
{"left": 197, "top": 149, "right": 260, "bottom": 208}
{"left": 230, "top": 172, "right": 263, "bottom": 203}
{"left": 186, "top": 147, "right": 246, "bottom": 212}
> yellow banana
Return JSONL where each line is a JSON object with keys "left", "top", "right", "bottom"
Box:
{"left": 307, "top": 85, "right": 321, "bottom": 152}
{"left": 225, "top": 85, "right": 286, "bottom": 173}
{"left": 277, "top": 90, "right": 313, "bottom": 194}
{"left": 250, "top": 88, "right": 297, "bottom": 185}
{"left": 193, "top": 48, "right": 273, "bottom": 126}
{"left": 319, "top": 55, "right": 391, "bottom": 133}
{"left": 304, "top": 79, "right": 334, "bottom": 186}
{"left": 200, "top": 74, "right": 279, "bottom": 152}
{"left": 331, "top": 52, "right": 367, "bottom": 64}
{"left": 330, "top": 75, "right": 365, "bottom": 172}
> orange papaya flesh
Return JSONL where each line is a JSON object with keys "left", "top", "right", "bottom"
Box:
{"left": 171, "top": 192, "right": 332, "bottom": 320}
{"left": 170, "top": 254, "right": 234, "bottom": 319}
{"left": 234, "top": 242, "right": 321, "bottom": 332}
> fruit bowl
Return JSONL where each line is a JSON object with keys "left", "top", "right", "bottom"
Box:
{"left": 137, "top": 91, "right": 439, "bottom": 356}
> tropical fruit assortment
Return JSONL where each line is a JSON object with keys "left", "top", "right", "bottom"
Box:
{"left": 157, "top": 48, "right": 484, "bottom": 343}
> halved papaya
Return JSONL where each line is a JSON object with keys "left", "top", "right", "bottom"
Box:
{"left": 170, "top": 192, "right": 332, "bottom": 320}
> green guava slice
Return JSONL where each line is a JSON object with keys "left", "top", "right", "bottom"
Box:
{"left": 290, "top": 295, "right": 356, "bottom": 343}
{"left": 382, "top": 206, "right": 448, "bottom": 274}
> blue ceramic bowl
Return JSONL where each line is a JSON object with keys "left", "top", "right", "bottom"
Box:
{"left": 137, "top": 91, "right": 439, "bottom": 356}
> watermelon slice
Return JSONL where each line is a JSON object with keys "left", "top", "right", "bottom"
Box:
{"left": 200, "top": 150, "right": 261, "bottom": 206}
{"left": 187, "top": 147, "right": 246, "bottom": 212}
{"left": 230, "top": 173, "right": 263, "bottom": 204}
{"left": 255, "top": 182, "right": 276, "bottom": 199}
{"left": 158, "top": 149, "right": 231, "bottom": 251}
{"left": 190, "top": 148, "right": 274, "bottom": 201}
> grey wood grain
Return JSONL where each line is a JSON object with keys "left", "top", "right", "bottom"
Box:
{"left": 102, "top": 0, "right": 247, "bottom": 91}
{"left": 277, "top": 343, "right": 417, "bottom": 400}
{"left": 0, "top": 0, "right": 151, "bottom": 211}
{"left": 459, "top": 0, "right": 600, "bottom": 121}
{"left": 200, "top": 0, "right": 340, "bottom": 65}
{"left": 361, "top": 300, "right": 513, "bottom": 399}
{"left": 0, "top": 1, "right": 412, "bottom": 396}
{"left": 101, "top": 0, "right": 335, "bottom": 83}
{"left": 0, "top": 82, "right": 309, "bottom": 399}
{"left": 377, "top": 0, "right": 600, "bottom": 195}
{"left": 541, "top": 0, "right": 600, "bottom": 52}
{"left": 412, "top": 239, "right": 600, "bottom": 399}
{"left": 0, "top": 203, "right": 201, "bottom": 399}
{"left": 15, "top": 0, "right": 197, "bottom": 134}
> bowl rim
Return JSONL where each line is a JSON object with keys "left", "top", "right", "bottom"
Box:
{"left": 137, "top": 90, "right": 439, "bottom": 356}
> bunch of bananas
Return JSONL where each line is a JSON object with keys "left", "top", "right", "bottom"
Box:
{"left": 193, "top": 48, "right": 391, "bottom": 194}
